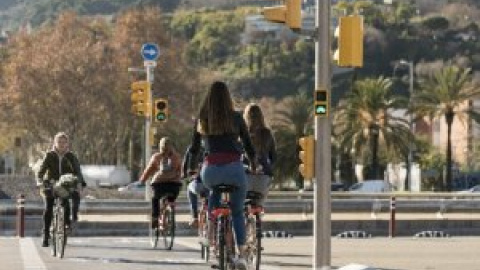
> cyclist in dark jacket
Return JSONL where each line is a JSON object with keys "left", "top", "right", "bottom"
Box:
{"left": 36, "top": 132, "right": 86, "bottom": 247}
{"left": 188, "top": 81, "right": 256, "bottom": 270}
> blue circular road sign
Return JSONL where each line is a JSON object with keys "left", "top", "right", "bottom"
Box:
{"left": 141, "top": 43, "right": 160, "bottom": 61}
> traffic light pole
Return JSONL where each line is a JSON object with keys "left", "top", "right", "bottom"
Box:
{"left": 145, "top": 65, "right": 154, "bottom": 200}
{"left": 314, "top": 0, "right": 331, "bottom": 269}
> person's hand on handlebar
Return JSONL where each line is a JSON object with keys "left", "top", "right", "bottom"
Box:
{"left": 133, "top": 180, "right": 145, "bottom": 187}
{"left": 37, "top": 179, "right": 51, "bottom": 188}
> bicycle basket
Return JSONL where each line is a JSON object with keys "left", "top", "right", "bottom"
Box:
{"left": 54, "top": 174, "right": 79, "bottom": 199}
{"left": 53, "top": 185, "right": 70, "bottom": 199}
{"left": 247, "top": 174, "right": 271, "bottom": 197}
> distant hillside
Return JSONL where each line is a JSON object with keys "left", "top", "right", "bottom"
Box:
{"left": 0, "top": 0, "right": 183, "bottom": 30}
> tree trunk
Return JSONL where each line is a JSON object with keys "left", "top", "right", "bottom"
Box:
{"left": 445, "top": 110, "right": 455, "bottom": 192}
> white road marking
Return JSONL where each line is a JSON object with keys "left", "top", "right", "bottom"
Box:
{"left": 19, "top": 238, "right": 47, "bottom": 270}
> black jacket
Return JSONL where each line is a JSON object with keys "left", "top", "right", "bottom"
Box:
{"left": 37, "top": 150, "right": 85, "bottom": 185}
{"left": 188, "top": 112, "right": 256, "bottom": 171}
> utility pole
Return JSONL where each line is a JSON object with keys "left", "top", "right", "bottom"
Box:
{"left": 314, "top": 0, "right": 331, "bottom": 269}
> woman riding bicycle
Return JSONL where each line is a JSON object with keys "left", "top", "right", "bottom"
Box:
{"left": 137, "top": 137, "right": 182, "bottom": 229}
{"left": 187, "top": 81, "right": 256, "bottom": 270}
{"left": 36, "top": 132, "right": 86, "bottom": 247}
{"left": 243, "top": 103, "right": 276, "bottom": 204}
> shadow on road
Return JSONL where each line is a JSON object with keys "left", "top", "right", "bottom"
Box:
{"left": 68, "top": 243, "right": 194, "bottom": 253}
{"left": 67, "top": 256, "right": 205, "bottom": 266}
{"left": 263, "top": 252, "right": 309, "bottom": 258}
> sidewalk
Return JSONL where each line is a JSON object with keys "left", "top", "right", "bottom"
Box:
{"left": 3, "top": 212, "right": 480, "bottom": 237}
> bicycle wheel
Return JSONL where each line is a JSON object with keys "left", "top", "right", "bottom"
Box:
{"left": 247, "top": 213, "right": 262, "bottom": 270}
{"left": 218, "top": 216, "right": 235, "bottom": 270}
{"left": 149, "top": 217, "right": 159, "bottom": 248}
{"left": 217, "top": 216, "right": 227, "bottom": 270}
{"left": 162, "top": 205, "right": 175, "bottom": 250}
{"left": 198, "top": 210, "right": 210, "bottom": 261}
{"left": 50, "top": 208, "right": 57, "bottom": 257}
{"left": 56, "top": 203, "right": 67, "bottom": 258}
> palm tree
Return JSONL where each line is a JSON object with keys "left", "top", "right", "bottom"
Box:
{"left": 275, "top": 91, "right": 313, "bottom": 189}
{"left": 334, "top": 77, "right": 411, "bottom": 181}
{"left": 275, "top": 91, "right": 313, "bottom": 137}
{"left": 413, "top": 66, "right": 480, "bottom": 191}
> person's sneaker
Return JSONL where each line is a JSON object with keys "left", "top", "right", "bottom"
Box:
{"left": 189, "top": 218, "right": 199, "bottom": 228}
{"left": 151, "top": 219, "right": 158, "bottom": 229}
{"left": 198, "top": 237, "right": 209, "bottom": 247}
{"left": 41, "top": 237, "right": 49, "bottom": 247}
{"left": 234, "top": 257, "right": 247, "bottom": 270}
{"left": 65, "top": 224, "right": 72, "bottom": 235}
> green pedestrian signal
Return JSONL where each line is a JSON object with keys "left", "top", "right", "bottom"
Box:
{"left": 315, "top": 104, "right": 327, "bottom": 115}
{"left": 156, "top": 112, "right": 166, "bottom": 121}
{"left": 314, "top": 89, "right": 329, "bottom": 117}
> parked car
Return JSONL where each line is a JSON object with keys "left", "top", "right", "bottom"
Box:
{"left": 348, "top": 180, "right": 394, "bottom": 193}
{"left": 457, "top": 185, "right": 480, "bottom": 193}
{"left": 303, "top": 182, "right": 346, "bottom": 192}
{"left": 117, "top": 182, "right": 145, "bottom": 194}
{"left": 331, "top": 182, "right": 346, "bottom": 191}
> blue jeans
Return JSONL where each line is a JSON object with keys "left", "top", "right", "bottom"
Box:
{"left": 201, "top": 161, "right": 247, "bottom": 246}
{"left": 187, "top": 180, "right": 209, "bottom": 219}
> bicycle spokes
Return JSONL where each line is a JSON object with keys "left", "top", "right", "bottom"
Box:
{"left": 162, "top": 205, "right": 175, "bottom": 250}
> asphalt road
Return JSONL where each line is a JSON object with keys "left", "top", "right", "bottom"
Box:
{"left": 3, "top": 236, "right": 480, "bottom": 270}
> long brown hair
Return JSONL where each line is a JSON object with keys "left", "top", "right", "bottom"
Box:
{"left": 197, "top": 81, "right": 236, "bottom": 135}
{"left": 243, "top": 103, "right": 271, "bottom": 155}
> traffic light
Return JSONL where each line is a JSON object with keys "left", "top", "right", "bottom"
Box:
{"left": 131, "top": 81, "right": 151, "bottom": 117}
{"left": 263, "top": 0, "right": 302, "bottom": 31}
{"left": 334, "top": 15, "right": 364, "bottom": 67}
{"left": 153, "top": 98, "right": 168, "bottom": 122}
{"left": 298, "top": 135, "right": 314, "bottom": 179}
{"left": 314, "top": 89, "right": 328, "bottom": 117}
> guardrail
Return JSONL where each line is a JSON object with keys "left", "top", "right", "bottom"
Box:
{"left": 1, "top": 192, "right": 480, "bottom": 215}
{"left": 2, "top": 193, "right": 480, "bottom": 237}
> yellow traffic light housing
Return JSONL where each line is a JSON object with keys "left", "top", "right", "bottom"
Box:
{"left": 334, "top": 15, "right": 364, "bottom": 67}
{"left": 263, "top": 0, "right": 302, "bottom": 31}
{"left": 153, "top": 98, "right": 168, "bottom": 122}
{"left": 299, "top": 135, "right": 314, "bottom": 179}
{"left": 131, "top": 80, "right": 151, "bottom": 117}
{"left": 314, "top": 89, "right": 329, "bottom": 117}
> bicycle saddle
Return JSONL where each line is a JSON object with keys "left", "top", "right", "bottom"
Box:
{"left": 212, "top": 184, "right": 237, "bottom": 193}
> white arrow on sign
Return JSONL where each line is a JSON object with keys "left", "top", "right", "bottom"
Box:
{"left": 144, "top": 48, "right": 157, "bottom": 56}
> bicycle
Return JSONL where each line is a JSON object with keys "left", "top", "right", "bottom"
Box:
{"left": 244, "top": 191, "right": 264, "bottom": 270}
{"left": 150, "top": 193, "right": 176, "bottom": 250}
{"left": 46, "top": 174, "right": 79, "bottom": 259}
{"left": 244, "top": 173, "right": 270, "bottom": 270}
{"left": 197, "top": 194, "right": 210, "bottom": 261}
{"left": 210, "top": 184, "right": 237, "bottom": 270}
